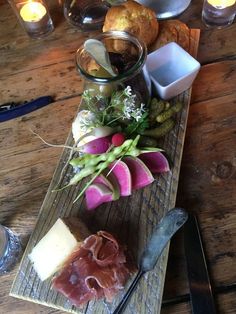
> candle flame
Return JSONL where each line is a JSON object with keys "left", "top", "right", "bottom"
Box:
{"left": 208, "top": 0, "right": 236, "bottom": 7}
{"left": 20, "top": 2, "right": 47, "bottom": 22}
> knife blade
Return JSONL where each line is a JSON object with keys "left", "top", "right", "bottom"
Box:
{"left": 113, "top": 207, "right": 188, "bottom": 314}
{"left": 184, "top": 213, "right": 217, "bottom": 314}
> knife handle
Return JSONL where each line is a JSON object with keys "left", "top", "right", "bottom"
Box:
{"left": 0, "top": 96, "right": 53, "bottom": 122}
{"left": 113, "top": 270, "right": 144, "bottom": 314}
{"left": 184, "top": 213, "right": 217, "bottom": 314}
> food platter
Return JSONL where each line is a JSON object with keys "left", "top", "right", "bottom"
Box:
{"left": 10, "top": 28, "right": 200, "bottom": 314}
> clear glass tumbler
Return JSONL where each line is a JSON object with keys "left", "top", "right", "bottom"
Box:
{"left": 8, "top": 0, "right": 54, "bottom": 38}
{"left": 63, "top": 0, "right": 110, "bottom": 31}
{"left": 202, "top": 0, "right": 236, "bottom": 28}
{"left": 0, "top": 225, "right": 22, "bottom": 275}
{"left": 75, "top": 31, "right": 151, "bottom": 104}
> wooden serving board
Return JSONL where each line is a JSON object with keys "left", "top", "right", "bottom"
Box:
{"left": 10, "top": 29, "right": 200, "bottom": 314}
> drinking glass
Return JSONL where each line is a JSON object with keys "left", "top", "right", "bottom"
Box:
{"left": 202, "top": 0, "right": 236, "bottom": 28}
{"left": 63, "top": 0, "right": 110, "bottom": 31}
{"left": 0, "top": 224, "right": 22, "bottom": 275}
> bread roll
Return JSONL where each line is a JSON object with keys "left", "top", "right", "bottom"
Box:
{"left": 103, "top": 0, "right": 159, "bottom": 47}
{"left": 150, "top": 20, "right": 190, "bottom": 52}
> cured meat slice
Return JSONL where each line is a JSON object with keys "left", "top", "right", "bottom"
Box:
{"left": 52, "top": 231, "right": 133, "bottom": 307}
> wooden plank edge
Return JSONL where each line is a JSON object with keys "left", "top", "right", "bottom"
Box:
{"left": 9, "top": 291, "right": 82, "bottom": 314}
{"left": 155, "top": 29, "right": 200, "bottom": 314}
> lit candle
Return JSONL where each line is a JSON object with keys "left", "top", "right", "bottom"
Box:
{"left": 202, "top": 0, "right": 236, "bottom": 28}
{"left": 20, "top": 2, "right": 47, "bottom": 22}
{"left": 207, "top": 0, "right": 236, "bottom": 8}
{"left": 8, "top": 0, "right": 54, "bottom": 38}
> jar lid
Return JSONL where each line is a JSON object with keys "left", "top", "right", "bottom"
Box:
{"left": 0, "top": 225, "right": 8, "bottom": 259}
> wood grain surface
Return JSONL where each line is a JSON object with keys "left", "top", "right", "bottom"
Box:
{"left": 0, "top": 0, "right": 236, "bottom": 313}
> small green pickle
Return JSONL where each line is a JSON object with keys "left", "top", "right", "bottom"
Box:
{"left": 142, "top": 119, "right": 175, "bottom": 139}
{"left": 156, "top": 102, "right": 183, "bottom": 123}
{"left": 138, "top": 135, "right": 158, "bottom": 147}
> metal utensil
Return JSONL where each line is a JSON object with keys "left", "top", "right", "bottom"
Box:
{"left": 184, "top": 213, "right": 217, "bottom": 314}
{"left": 84, "top": 39, "right": 117, "bottom": 77}
{"left": 113, "top": 207, "right": 188, "bottom": 314}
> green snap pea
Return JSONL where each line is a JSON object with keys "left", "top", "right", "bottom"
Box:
{"left": 68, "top": 166, "right": 96, "bottom": 186}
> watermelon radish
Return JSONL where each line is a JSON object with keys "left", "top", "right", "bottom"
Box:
{"left": 123, "top": 156, "right": 154, "bottom": 190}
{"left": 139, "top": 152, "right": 170, "bottom": 173}
{"left": 108, "top": 161, "right": 132, "bottom": 196}
{"left": 94, "top": 169, "right": 120, "bottom": 200}
{"left": 85, "top": 183, "right": 113, "bottom": 210}
{"left": 77, "top": 136, "right": 111, "bottom": 154}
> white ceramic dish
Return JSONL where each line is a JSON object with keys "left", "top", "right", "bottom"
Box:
{"left": 146, "top": 42, "right": 200, "bottom": 100}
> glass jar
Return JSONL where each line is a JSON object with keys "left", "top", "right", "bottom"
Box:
{"left": 63, "top": 0, "right": 110, "bottom": 31}
{"left": 75, "top": 31, "right": 151, "bottom": 104}
{"left": 0, "top": 225, "right": 22, "bottom": 275}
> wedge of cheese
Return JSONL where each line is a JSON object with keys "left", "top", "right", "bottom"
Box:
{"left": 29, "top": 218, "right": 89, "bottom": 281}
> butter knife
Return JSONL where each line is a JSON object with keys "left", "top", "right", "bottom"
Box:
{"left": 113, "top": 207, "right": 188, "bottom": 314}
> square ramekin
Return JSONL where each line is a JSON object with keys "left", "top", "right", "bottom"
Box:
{"left": 146, "top": 42, "right": 200, "bottom": 100}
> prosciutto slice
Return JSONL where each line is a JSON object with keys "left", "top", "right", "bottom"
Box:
{"left": 52, "top": 231, "right": 133, "bottom": 307}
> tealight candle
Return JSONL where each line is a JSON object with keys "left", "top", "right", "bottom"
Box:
{"left": 20, "top": 2, "right": 47, "bottom": 22}
{"left": 8, "top": 0, "right": 54, "bottom": 38}
{"left": 202, "top": 0, "right": 236, "bottom": 28}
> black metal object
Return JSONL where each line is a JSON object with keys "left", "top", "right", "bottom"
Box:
{"left": 0, "top": 96, "right": 53, "bottom": 122}
{"left": 184, "top": 213, "right": 217, "bottom": 314}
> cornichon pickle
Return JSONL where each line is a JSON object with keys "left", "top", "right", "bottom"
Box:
{"left": 138, "top": 135, "right": 158, "bottom": 147}
{"left": 149, "top": 98, "right": 165, "bottom": 126}
{"left": 150, "top": 98, "right": 165, "bottom": 114}
{"left": 156, "top": 102, "right": 183, "bottom": 123}
{"left": 142, "top": 119, "right": 175, "bottom": 139}
{"left": 164, "top": 101, "right": 171, "bottom": 110}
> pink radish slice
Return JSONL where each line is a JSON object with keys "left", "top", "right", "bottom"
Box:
{"left": 94, "top": 170, "right": 120, "bottom": 200}
{"left": 139, "top": 152, "right": 170, "bottom": 173}
{"left": 123, "top": 156, "right": 154, "bottom": 190}
{"left": 108, "top": 161, "right": 132, "bottom": 196}
{"left": 85, "top": 183, "right": 113, "bottom": 210}
{"left": 78, "top": 136, "right": 111, "bottom": 154}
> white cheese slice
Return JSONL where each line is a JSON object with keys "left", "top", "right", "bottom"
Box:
{"left": 29, "top": 218, "right": 88, "bottom": 281}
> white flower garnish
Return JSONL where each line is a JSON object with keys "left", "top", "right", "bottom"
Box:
{"left": 72, "top": 110, "right": 97, "bottom": 145}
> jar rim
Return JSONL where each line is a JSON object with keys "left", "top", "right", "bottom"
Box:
{"left": 75, "top": 31, "right": 147, "bottom": 84}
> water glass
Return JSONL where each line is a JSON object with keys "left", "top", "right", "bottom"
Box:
{"left": 0, "top": 225, "right": 22, "bottom": 275}
{"left": 202, "top": 0, "right": 236, "bottom": 28}
{"left": 8, "top": 0, "right": 54, "bottom": 38}
{"left": 63, "top": 0, "right": 110, "bottom": 31}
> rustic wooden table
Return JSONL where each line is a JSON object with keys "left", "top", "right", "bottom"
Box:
{"left": 0, "top": 0, "right": 235, "bottom": 313}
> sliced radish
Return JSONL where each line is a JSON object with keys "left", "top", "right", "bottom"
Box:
{"left": 85, "top": 183, "right": 113, "bottom": 210}
{"left": 108, "top": 161, "right": 132, "bottom": 196}
{"left": 139, "top": 152, "right": 170, "bottom": 173}
{"left": 77, "top": 136, "right": 111, "bottom": 154}
{"left": 94, "top": 169, "right": 120, "bottom": 201}
{"left": 123, "top": 156, "right": 154, "bottom": 190}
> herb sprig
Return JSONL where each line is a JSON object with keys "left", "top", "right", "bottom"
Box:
{"left": 80, "top": 86, "right": 149, "bottom": 135}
